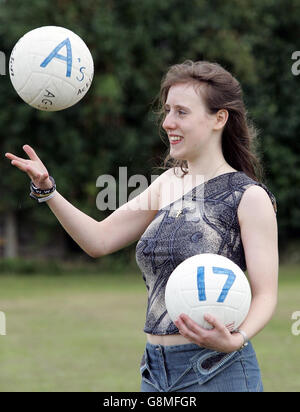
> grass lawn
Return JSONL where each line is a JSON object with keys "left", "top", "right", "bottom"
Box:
{"left": 252, "top": 264, "right": 300, "bottom": 392}
{"left": 0, "top": 264, "right": 299, "bottom": 392}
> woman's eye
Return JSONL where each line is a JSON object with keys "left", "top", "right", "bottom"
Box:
{"left": 163, "top": 108, "right": 186, "bottom": 116}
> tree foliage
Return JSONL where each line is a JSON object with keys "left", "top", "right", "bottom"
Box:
{"left": 0, "top": 0, "right": 299, "bottom": 256}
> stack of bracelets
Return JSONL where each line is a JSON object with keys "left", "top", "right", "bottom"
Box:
{"left": 30, "top": 176, "right": 56, "bottom": 203}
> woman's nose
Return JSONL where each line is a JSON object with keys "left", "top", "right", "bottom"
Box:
{"left": 162, "top": 112, "right": 176, "bottom": 131}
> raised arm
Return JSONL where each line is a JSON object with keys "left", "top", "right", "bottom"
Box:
{"left": 5, "top": 145, "right": 161, "bottom": 258}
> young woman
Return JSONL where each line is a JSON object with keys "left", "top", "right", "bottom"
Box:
{"left": 5, "top": 60, "right": 278, "bottom": 392}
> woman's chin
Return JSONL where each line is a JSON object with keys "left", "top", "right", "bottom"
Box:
{"left": 169, "top": 149, "right": 187, "bottom": 161}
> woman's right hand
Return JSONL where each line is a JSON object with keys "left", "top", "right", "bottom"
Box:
{"left": 5, "top": 144, "right": 53, "bottom": 189}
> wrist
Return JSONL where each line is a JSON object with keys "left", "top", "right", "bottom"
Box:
{"left": 30, "top": 176, "right": 56, "bottom": 203}
{"left": 231, "top": 329, "right": 249, "bottom": 351}
{"left": 30, "top": 190, "right": 57, "bottom": 203}
{"left": 231, "top": 332, "right": 244, "bottom": 350}
{"left": 39, "top": 177, "right": 53, "bottom": 190}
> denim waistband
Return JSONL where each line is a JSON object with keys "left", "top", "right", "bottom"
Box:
{"left": 146, "top": 341, "right": 202, "bottom": 353}
{"left": 141, "top": 340, "right": 262, "bottom": 392}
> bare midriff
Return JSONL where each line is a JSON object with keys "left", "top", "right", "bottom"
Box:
{"left": 146, "top": 333, "right": 192, "bottom": 346}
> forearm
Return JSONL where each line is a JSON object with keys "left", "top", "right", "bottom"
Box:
{"left": 5, "top": 146, "right": 105, "bottom": 257}
{"left": 238, "top": 292, "right": 277, "bottom": 341}
{"left": 46, "top": 191, "right": 103, "bottom": 258}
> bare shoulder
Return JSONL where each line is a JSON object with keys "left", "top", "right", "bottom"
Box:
{"left": 152, "top": 167, "right": 179, "bottom": 193}
{"left": 149, "top": 167, "right": 174, "bottom": 196}
{"left": 156, "top": 167, "right": 187, "bottom": 209}
{"left": 237, "top": 185, "right": 278, "bottom": 287}
{"left": 238, "top": 184, "right": 276, "bottom": 223}
{"left": 156, "top": 167, "right": 179, "bottom": 182}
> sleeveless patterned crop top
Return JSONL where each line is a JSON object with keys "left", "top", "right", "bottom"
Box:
{"left": 135, "top": 171, "right": 277, "bottom": 336}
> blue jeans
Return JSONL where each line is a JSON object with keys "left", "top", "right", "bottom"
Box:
{"left": 140, "top": 341, "right": 263, "bottom": 392}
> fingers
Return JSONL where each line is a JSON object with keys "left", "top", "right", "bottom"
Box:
{"left": 203, "top": 314, "right": 224, "bottom": 332}
{"left": 5, "top": 152, "right": 28, "bottom": 164}
{"left": 8, "top": 158, "right": 47, "bottom": 183}
{"left": 179, "top": 314, "right": 202, "bottom": 334}
{"left": 5, "top": 144, "right": 39, "bottom": 162}
{"left": 175, "top": 313, "right": 231, "bottom": 350}
{"left": 23, "top": 144, "right": 39, "bottom": 161}
{"left": 5, "top": 145, "right": 39, "bottom": 161}
{"left": 5, "top": 146, "right": 50, "bottom": 188}
{"left": 8, "top": 158, "right": 31, "bottom": 175}
{"left": 175, "top": 314, "right": 203, "bottom": 343}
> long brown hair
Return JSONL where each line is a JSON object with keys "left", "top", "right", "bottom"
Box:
{"left": 157, "top": 60, "right": 263, "bottom": 182}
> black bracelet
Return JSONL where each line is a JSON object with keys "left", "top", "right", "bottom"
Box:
{"left": 30, "top": 176, "right": 56, "bottom": 196}
{"left": 30, "top": 191, "right": 57, "bottom": 203}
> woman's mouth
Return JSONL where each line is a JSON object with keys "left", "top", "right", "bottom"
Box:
{"left": 169, "top": 135, "right": 184, "bottom": 145}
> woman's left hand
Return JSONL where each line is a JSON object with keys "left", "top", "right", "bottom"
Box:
{"left": 174, "top": 313, "right": 244, "bottom": 353}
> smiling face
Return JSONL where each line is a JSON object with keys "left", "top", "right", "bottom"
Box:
{"left": 162, "top": 82, "right": 218, "bottom": 162}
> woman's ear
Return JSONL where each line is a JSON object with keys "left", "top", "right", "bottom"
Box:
{"left": 213, "top": 109, "right": 229, "bottom": 131}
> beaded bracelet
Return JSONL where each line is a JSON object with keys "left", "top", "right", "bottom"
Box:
{"left": 30, "top": 191, "right": 57, "bottom": 203}
{"left": 30, "top": 176, "right": 56, "bottom": 203}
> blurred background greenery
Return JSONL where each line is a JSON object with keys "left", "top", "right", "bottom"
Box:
{"left": 0, "top": 0, "right": 300, "bottom": 392}
{"left": 0, "top": 0, "right": 300, "bottom": 261}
